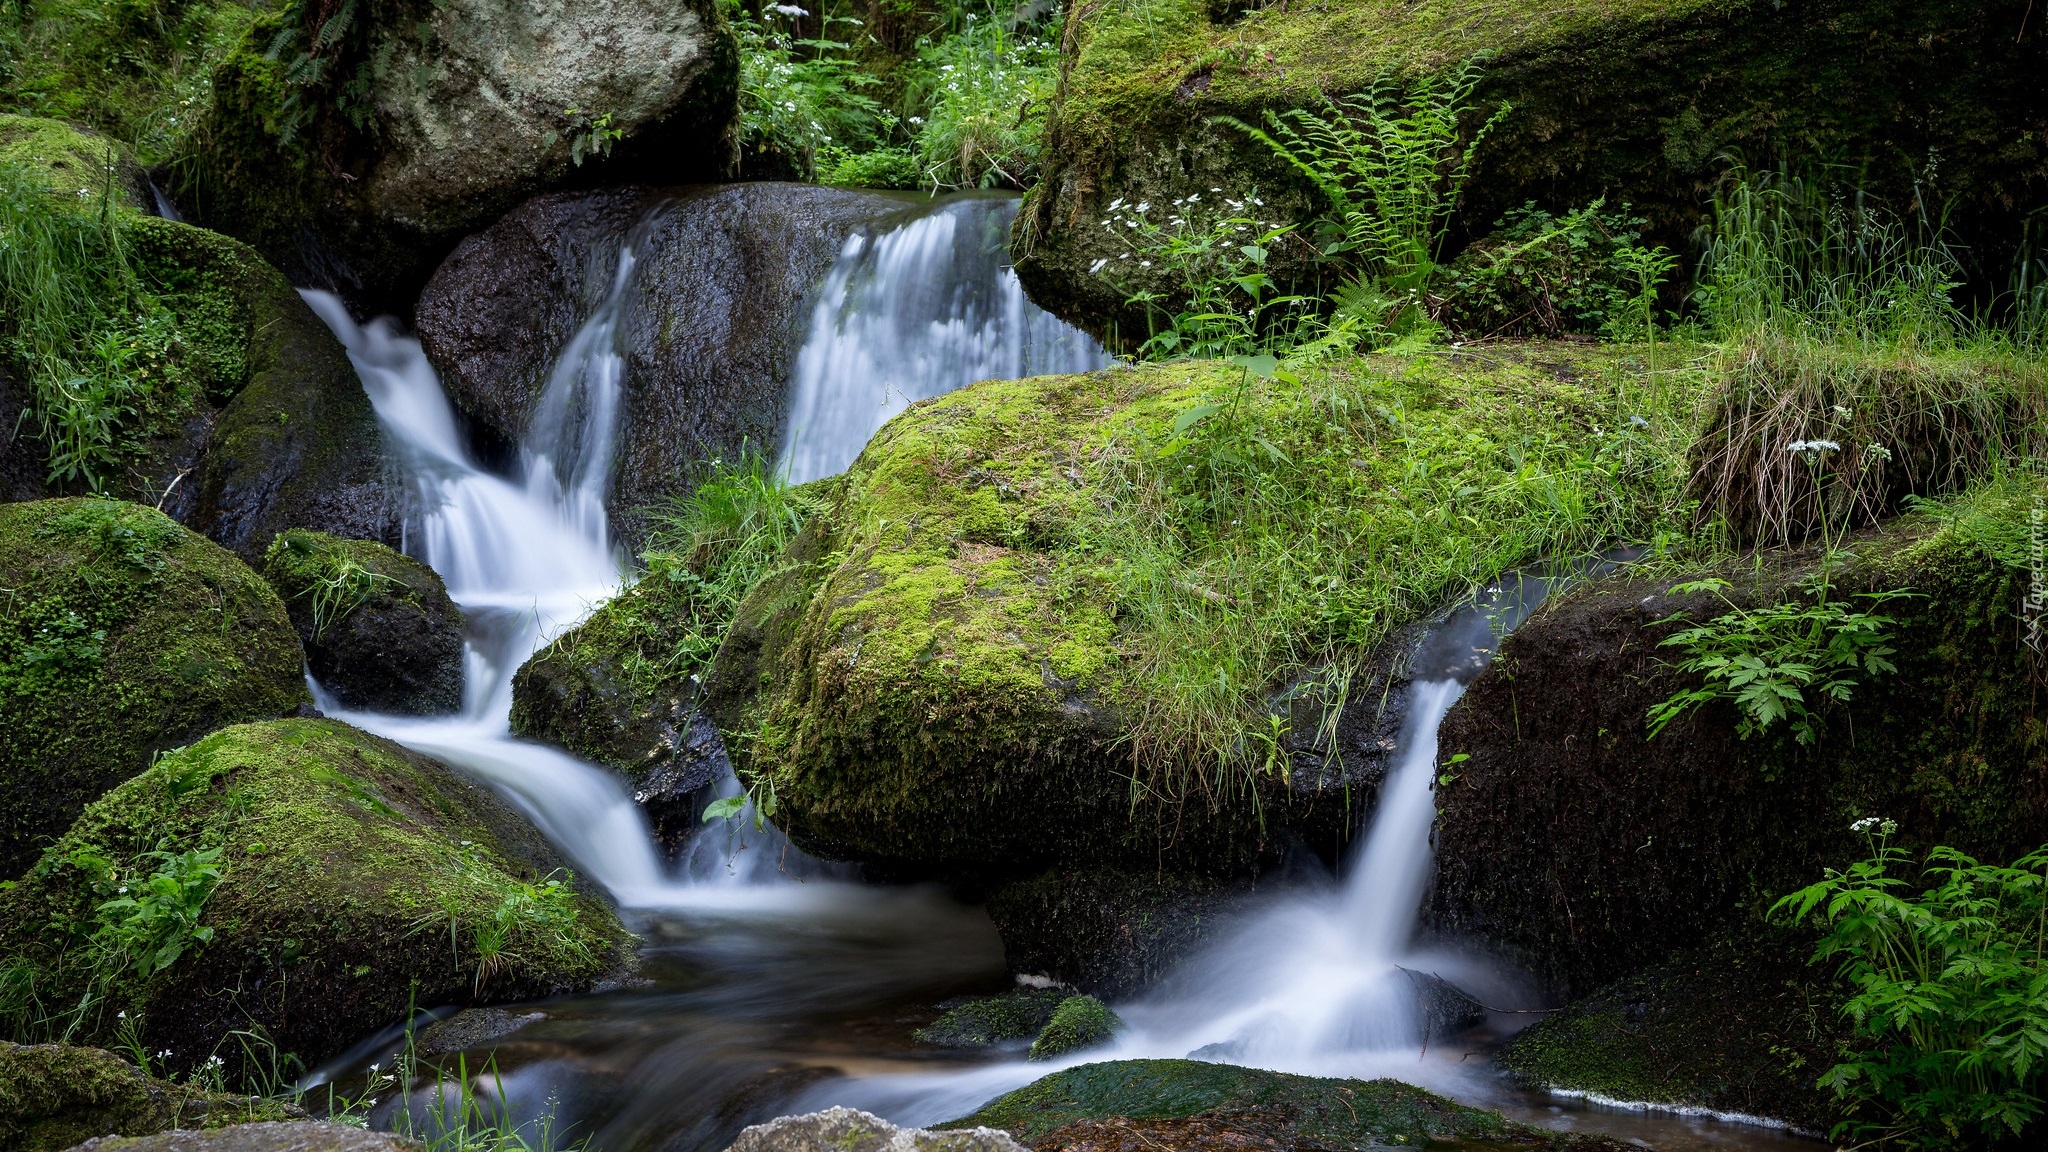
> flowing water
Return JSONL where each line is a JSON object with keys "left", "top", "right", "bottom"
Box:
{"left": 302, "top": 190, "right": 1818, "bottom": 1151}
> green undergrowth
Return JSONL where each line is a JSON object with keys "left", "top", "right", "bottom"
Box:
{"left": 0, "top": 1040, "right": 293, "bottom": 1152}
{"left": 1028, "top": 994, "right": 1123, "bottom": 1060}
{"left": 944, "top": 1059, "right": 1534, "bottom": 1145}
{"left": 0, "top": 499, "right": 306, "bottom": 879}
{"left": 915, "top": 986, "right": 1066, "bottom": 1047}
{"left": 0, "top": 718, "right": 625, "bottom": 1086}
{"left": 0, "top": 122, "right": 262, "bottom": 495}
{"left": 261, "top": 529, "right": 418, "bottom": 642}
{"left": 0, "top": 0, "right": 262, "bottom": 165}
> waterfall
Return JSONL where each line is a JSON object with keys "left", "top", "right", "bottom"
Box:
{"left": 778, "top": 195, "right": 1108, "bottom": 484}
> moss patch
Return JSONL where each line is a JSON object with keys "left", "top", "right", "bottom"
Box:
{"left": 0, "top": 1041, "right": 292, "bottom": 1152}
{"left": 261, "top": 530, "right": 463, "bottom": 715}
{"left": 705, "top": 343, "right": 1695, "bottom": 877}
{"left": 946, "top": 1059, "right": 1603, "bottom": 1147}
{"left": 0, "top": 718, "right": 629, "bottom": 1080}
{"left": 917, "top": 987, "right": 1069, "bottom": 1049}
{"left": 1028, "top": 995, "right": 1123, "bottom": 1061}
{"left": 0, "top": 499, "right": 307, "bottom": 878}
{"left": 0, "top": 113, "right": 147, "bottom": 208}
{"left": 1018, "top": 0, "right": 2048, "bottom": 335}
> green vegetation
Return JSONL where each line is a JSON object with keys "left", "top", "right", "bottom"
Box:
{"left": 1777, "top": 825, "right": 2048, "bottom": 1149}
{"left": 0, "top": 719, "right": 626, "bottom": 1086}
{"left": 0, "top": 1040, "right": 291, "bottom": 1152}
{"left": 945, "top": 1059, "right": 1537, "bottom": 1145}
{"left": 727, "top": 0, "right": 1058, "bottom": 190}
{"left": 0, "top": 499, "right": 306, "bottom": 878}
{"left": 1028, "top": 994, "right": 1123, "bottom": 1060}
{"left": 261, "top": 530, "right": 402, "bottom": 642}
{"left": 0, "top": 0, "right": 261, "bottom": 165}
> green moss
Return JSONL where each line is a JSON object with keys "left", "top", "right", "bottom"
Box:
{"left": 1028, "top": 995, "right": 1123, "bottom": 1060}
{"left": 916, "top": 987, "right": 1067, "bottom": 1048}
{"left": 0, "top": 1041, "right": 291, "bottom": 1152}
{"left": 0, "top": 499, "right": 307, "bottom": 878}
{"left": 0, "top": 1, "right": 265, "bottom": 166}
{"left": 0, "top": 113, "right": 146, "bottom": 208}
{"left": 1020, "top": 0, "right": 2048, "bottom": 333}
{"left": 261, "top": 529, "right": 435, "bottom": 638}
{"left": 0, "top": 718, "right": 629, "bottom": 1080}
{"left": 707, "top": 342, "right": 1700, "bottom": 874}
{"left": 945, "top": 1059, "right": 1531, "bottom": 1145}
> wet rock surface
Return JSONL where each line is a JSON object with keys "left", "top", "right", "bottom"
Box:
{"left": 727, "top": 1107, "right": 1027, "bottom": 1152}
{"left": 985, "top": 869, "right": 1254, "bottom": 999}
{"left": 67, "top": 1121, "right": 420, "bottom": 1151}
{"left": 260, "top": 530, "right": 464, "bottom": 715}
{"left": 416, "top": 182, "right": 915, "bottom": 546}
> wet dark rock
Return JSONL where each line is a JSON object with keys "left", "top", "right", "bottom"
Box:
{"left": 0, "top": 499, "right": 308, "bottom": 878}
{"left": 985, "top": 870, "right": 1254, "bottom": 999}
{"left": 1431, "top": 505, "right": 2048, "bottom": 1002}
{"left": 180, "top": 1, "right": 739, "bottom": 307}
{"left": 727, "top": 1107, "right": 1026, "bottom": 1152}
{"left": 413, "top": 1007, "right": 548, "bottom": 1058}
{"left": 416, "top": 182, "right": 915, "bottom": 547}
{"left": 0, "top": 1042, "right": 292, "bottom": 1152}
{"left": 1398, "top": 968, "right": 1487, "bottom": 1042}
{"left": 260, "top": 530, "right": 464, "bottom": 715}
{"left": 916, "top": 988, "right": 1068, "bottom": 1049}
{"left": 67, "top": 1121, "right": 420, "bottom": 1151}
{"left": 1499, "top": 926, "right": 1848, "bottom": 1134}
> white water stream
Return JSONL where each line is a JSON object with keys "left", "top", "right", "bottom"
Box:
{"left": 300, "top": 192, "right": 1799, "bottom": 1149}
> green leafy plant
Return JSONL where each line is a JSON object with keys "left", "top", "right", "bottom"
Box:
{"left": 701, "top": 768, "right": 779, "bottom": 831}
{"left": 559, "top": 107, "right": 622, "bottom": 167}
{"left": 726, "top": 0, "right": 886, "bottom": 177}
{"left": 1096, "top": 189, "right": 1310, "bottom": 358}
{"left": 417, "top": 842, "right": 588, "bottom": 994}
{"left": 1775, "top": 822, "right": 2048, "bottom": 1148}
{"left": 1435, "top": 199, "right": 1648, "bottom": 339}
{"left": 1223, "top": 53, "right": 1510, "bottom": 336}
{"left": 82, "top": 842, "right": 224, "bottom": 978}
{"left": 818, "top": 144, "right": 921, "bottom": 189}
{"left": 1647, "top": 574, "right": 1911, "bottom": 751}
{"left": 905, "top": 11, "right": 1057, "bottom": 190}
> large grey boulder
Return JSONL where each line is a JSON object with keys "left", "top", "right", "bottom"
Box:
{"left": 415, "top": 182, "right": 914, "bottom": 546}
{"left": 183, "top": 0, "right": 738, "bottom": 306}
{"left": 67, "top": 1122, "right": 418, "bottom": 1151}
{"left": 724, "top": 1108, "right": 1026, "bottom": 1152}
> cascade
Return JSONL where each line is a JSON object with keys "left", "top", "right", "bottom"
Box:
{"left": 778, "top": 195, "right": 1108, "bottom": 484}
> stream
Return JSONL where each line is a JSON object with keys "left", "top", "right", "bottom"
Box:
{"left": 302, "top": 191, "right": 1823, "bottom": 1152}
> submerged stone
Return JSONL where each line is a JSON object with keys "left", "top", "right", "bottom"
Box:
{"left": 728, "top": 1107, "right": 1025, "bottom": 1152}
{"left": 0, "top": 499, "right": 307, "bottom": 878}
{"left": 0, "top": 719, "right": 628, "bottom": 1078}
{"left": 260, "top": 530, "right": 464, "bottom": 715}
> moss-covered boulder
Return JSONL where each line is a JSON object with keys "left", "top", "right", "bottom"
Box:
{"left": 1028, "top": 996, "right": 1124, "bottom": 1061}
{"left": 704, "top": 344, "right": 1682, "bottom": 879}
{"left": 946, "top": 1059, "right": 1623, "bottom": 1148}
{"left": 916, "top": 987, "right": 1069, "bottom": 1049}
{"left": 0, "top": 1041, "right": 291, "bottom": 1152}
{"left": 178, "top": 2, "right": 739, "bottom": 305}
{"left": 260, "top": 530, "right": 464, "bottom": 715}
{"left": 0, "top": 499, "right": 307, "bottom": 877}
{"left": 0, "top": 124, "right": 393, "bottom": 550}
{"left": 0, "top": 719, "right": 629, "bottom": 1078}
{"left": 1017, "top": 0, "right": 2048, "bottom": 337}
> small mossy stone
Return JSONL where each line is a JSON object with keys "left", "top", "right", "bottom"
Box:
{"left": 0, "top": 114, "right": 150, "bottom": 211}
{"left": 916, "top": 988, "right": 1067, "bottom": 1048}
{"left": 0, "top": 719, "right": 629, "bottom": 1079}
{"left": 0, "top": 499, "right": 308, "bottom": 878}
{"left": 0, "top": 1041, "right": 290, "bottom": 1152}
{"left": 260, "top": 530, "right": 464, "bottom": 715}
{"left": 944, "top": 1059, "right": 1584, "bottom": 1146}
{"left": 1028, "top": 995, "right": 1124, "bottom": 1060}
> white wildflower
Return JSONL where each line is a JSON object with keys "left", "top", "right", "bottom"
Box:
{"left": 1088, "top": 258, "right": 1108, "bottom": 274}
{"left": 769, "top": 3, "right": 808, "bottom": 14}
{"left": 1865, "top": 442, "right": 1893, "bottom": 463}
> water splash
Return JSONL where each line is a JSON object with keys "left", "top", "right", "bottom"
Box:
{"left": 778, "top": 195, "right": 1108, "bottom": 484}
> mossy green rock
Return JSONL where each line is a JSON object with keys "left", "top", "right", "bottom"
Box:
{"left": 0, "top": 1041, "right": 290, "bottom": 1152}
{"left": 0, "top": 719, "right": 629, "bottom": 1077}
{"left": 0, "top": 499, "right": 307, "bottom": 877}
{"left": 945, "top": 1059, "right": 1596, "bottom": 1147}
{"left": 1018, "top": 0, "right": 2048, "bottom": 338}
{"left": 261, "top": 530, "right": 464, "bottom": 715}
{"left": 1028, "top": 995, "right": 1124, "bottom": 1060}
{"left": 0, "top": 113, "right": 149, "bottom": 209}
{"left": 916, "top": 987, "right": 1068, "bottom": 1049}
